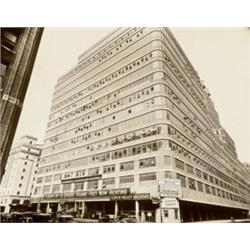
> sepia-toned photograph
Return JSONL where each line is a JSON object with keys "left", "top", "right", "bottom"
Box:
{"left": 1, "top": 27, "right": 249, "bottom": 224}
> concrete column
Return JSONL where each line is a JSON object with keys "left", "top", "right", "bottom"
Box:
{"left": 74, "top": 202, "right": 77, "bottom": 213}
{"left": 141, "top": 211, "right": 146, "bottom": 222}
{"left": 81, "top": 201, "right": 85, "bottom": 218}
{"left": 135, "top": 200, "right": 140, "bottom": 221}
{"left": 36, "top": 202, "right": 41, "bottom": 213}
{"left": 114, "top": 201, "right": 119, "bottom": 218}
{"left": 46, "top": 203, "right": 51, "bottom": 214}
{"left": 57, "top": 202, "right": 62, "bottom": 213}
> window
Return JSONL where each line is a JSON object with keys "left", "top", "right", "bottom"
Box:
{"left": 24, "top": 161, "right": 27, "bottom": 165}
{"left": 52, "top": 184, "right": 61, "bottom": 193}
{"left": 164, "top": 210, "right": 169, "bottom": 218}
{"left": 211, "top": 186, "right": 216, "bottom": 196}
{"left": 20, "top": 176, "right": 24, "bottom": 180}
{"left": 102, "top": 178, "right": 115, "bottom": 189}
{"left": 175, "top": 209, "right": 178, "bottom": 219}
{"left": 195, "top": 168, "right": 202, "bottom": 178}
{"left": 164, "top": 156, "right": 171, "bottom": 165}
{"left": 175, "top": 159, "right": 184, "bottom": 170}
{"left": 19, "top": 184, "right": 22, "bottom": 187}
{"left": 103, "top": 165, "right": 115, "bottom": 174}
{"left": 17, "top": 191, "right": 20, "bottom": 195}
{"left": 197, "top": 181, "right": 203, "bottom": 192}
{"left": 205, "top": 184, "right": 211, "bottom": 194}
{"left": 62, "top": 183, "right": 71, "bottom": 192}
{"left": 43, "top": 185, "right": 51, "bottom": 194}
{"left": 177, "top": 174, "right": 186, "bottom": 187}
{"left": 36, "top": 177, "right": 43, "bottom": 184}
{"left": 54, "top": 174, "right": 62, "bottom": 181}
{"left": 139, "top": 157, "right": 156, "bottom": 168}
{"left": 120, "top": 175, "right": 134, "bottom": 184}
{"left": 88, "top": 167, "right": 99, "bottom": 176}
{"left": 120, "top": 161, "right": 134, "bottom": 171}
{"left": 187, "top": 165, "right": 194, "bottom": 174}
{"left": 188, "top": 178, "right": 196, "bottom": 190}
{"left": 209, "top": 176, "right": 214, "bottom": 183}
{"left": 87, "top": 180, "right": 98, "bottom": 190}
{"left": 74, "top": 182, "right": 85, "bottom": 191}
{"left": 34, "top": 187, "right": 41, "bottom": 195}
{"left": 165, "top": 171, "right": 173, "bottom": 179}
{"left": 203, "top": 172, "right": 208, "bottom": 180}
{"left": 63, "top": 172, "right": 73, "bottom": 179}
{"left": 45, "top": 175, "right": 52, "bottom": 183}
{"left": 139, "top": 172, "right": 156, "bottom": 182}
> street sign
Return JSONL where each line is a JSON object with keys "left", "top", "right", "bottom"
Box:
{"left": 159, "top": 179, "right": 182, "bottom": 198}
{"left": 161, "top": 198, "right": 179, "bottom": 208}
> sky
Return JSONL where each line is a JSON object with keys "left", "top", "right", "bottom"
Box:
{"left": 13, "top": 28, "right": 250, "bottom": 163}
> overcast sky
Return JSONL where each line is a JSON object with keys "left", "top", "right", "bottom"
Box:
{"left": 13, "top": 28, "right": 250, "bottom": 163}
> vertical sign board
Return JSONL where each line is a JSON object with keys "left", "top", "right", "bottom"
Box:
{"left": 159, "top": 179, "right": 182, "bottom": 198}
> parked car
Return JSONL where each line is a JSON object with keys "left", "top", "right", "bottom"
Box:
{"left": 11, "top": 212, "right": 34, "bottom": 223}
{"left": 32, "top": 213, "right": 54, "bottom": 223}
{"left": 0, "top": 213, "right": 12, "bottom": 223}
{"left": 98, "top": 214, "right": 117, "bottom": 223}
{"left": 56, "top": 214, "right": 74, "bottom": 223}
{"left": 119, "top": 216, "right": 139, "bottom": 223}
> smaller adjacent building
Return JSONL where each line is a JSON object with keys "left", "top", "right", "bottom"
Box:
{"left": 0, "top": 135, "right": 42, "bottom": 213}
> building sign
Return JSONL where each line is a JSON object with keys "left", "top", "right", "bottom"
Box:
{"left": 161, "top": 198, "right": 179, "bottom": 208}
{"left": 133, "top": 193, "right": 151, "bottom": 200}
{"left": 110, "top": 195, "right": 134, "bottom": 201}
{"left": 159, "top": 179, "right": 182, "bottom": 198}
{"left": 44, "top": 188, "right": 130, "bottom": 200}
{"left": 110, "top": 193, "right": 150, "bottom": 201}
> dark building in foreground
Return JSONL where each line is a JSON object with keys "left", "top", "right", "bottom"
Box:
{"left": 0, "top": 28, "right": 43, "bottom": 180}
{"left": 31, "top": 28, "right": 250, "bottom": 222}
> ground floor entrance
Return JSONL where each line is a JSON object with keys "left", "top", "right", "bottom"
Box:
{"left": 179, "top": 200, "right": 249, "bottom": 222}
{"left": 34, "top": 198, "right": 158, "bottom": 222}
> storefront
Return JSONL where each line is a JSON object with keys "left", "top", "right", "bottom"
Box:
{"left": 37, "top": 188, "right": 158, "bottom": 222}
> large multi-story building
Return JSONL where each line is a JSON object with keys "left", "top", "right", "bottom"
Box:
{"left": 0, "top": 135, "right": 42, "bottom": 213}
{"left": 0, "top": 28, "right": 43, "bottom": 180}
{"left": 31, "top": 28, "right": 250, "bottom": 222}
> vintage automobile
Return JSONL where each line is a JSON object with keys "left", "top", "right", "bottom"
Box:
{"left": 11, "top": 212, "right": 34, "bottom": 223}
{"left": 32, "top": 213, "right": 54, "bottom": 223}
{"left": 56, "top": 214, "right": 74, "bottom": 223}
{"left": 0, "top": 213, "right": 12, "bottom": 223}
